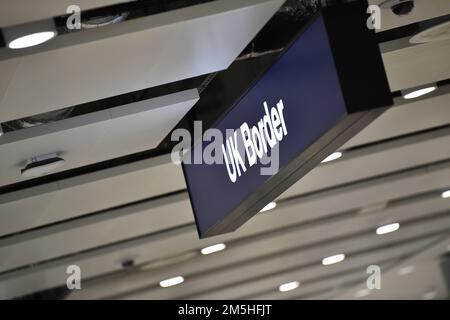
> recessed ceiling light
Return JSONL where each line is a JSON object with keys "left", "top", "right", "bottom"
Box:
{"left": 260, "top": 202, "right": 276, "bottom": 213}
{"left": 201, "top": 243, "right": 226, "bottom": 255}
{"left": 8, "top": 31, "right": 56, "bottom": 49}
{"left": 159, "top": 276, "right": 184, "bottom": 288}
{"left": 441, "top": 190, "right": 450, "bottom": 199}
{"left": 376, "top": 222, "right": 400, "bottom": 235}
{"left": 322, "top": 253, "right": 345, "bottom": 266}
{"left": 278, "top": 281, "right": 300, "bottom": 292}
{"left": 398, "top": 265, "right": 415, "bottom": 276}
{"left": 355, "top": 288, "right": 371, "bottom": 298}
{"left": 321, "top": 151, "right": 342, "bottom": 163}
{"left": 403, "top": 86, "right": 437, "bottom": 100}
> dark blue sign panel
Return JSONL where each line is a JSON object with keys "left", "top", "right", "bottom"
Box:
{"left": 183, "top": 3, "right": 392, "bottom": 238}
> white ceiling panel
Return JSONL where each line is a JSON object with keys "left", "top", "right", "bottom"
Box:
{"left": 344, "top": 92, "right": 450, "bottom": 148}
{"left": 0, "top": 89, "right": 198, "bottom": 187}
{"left": 67, "top": 194, "right": 448, "bottom": 299}
{"left": 0, "top": 195, "right": 192, "bottom": 273}
{"left": 0, "top": 1, "right": 132, "bottom": 28}
{"left": 0, "top": 154, "right": 185, "bottom": 237}
{"left": 0, "top": 159, "right": 449, "bottom": 298}
{"left": 0, "top": 0, "right": 284, "bottom": 122}
{"left": 382, "top": 38, "right": 450, "bottom": 91}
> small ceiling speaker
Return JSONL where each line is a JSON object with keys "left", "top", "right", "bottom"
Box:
{"left": 21, "top": 153, "right": 65, "bottom": 178}
{"left": 2, "top": 19, "right": 57, "bottom": 49}
{"left": 379, "top": 0, "right": 415, "bottom": 16}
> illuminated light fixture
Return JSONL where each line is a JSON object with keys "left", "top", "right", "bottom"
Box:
{"left": 260, "top": 202, "right": 276, "bottom": 213}
{"left": 159, "top": 276, "right": 184, "bottom": 288}
{"left": 8, "top": 31, "right": 56, "bottom": 49}
{"left": 402, "top": 85, "right": 437, "bottom": 100}
{"left": 0, "top": 125, "right": 3, "bottom": 137}
{"left": 441, "top": 190, "right": 450, "bottom": 199}
{"left": 376, "top": 222, "right": 400, "bottom": 235}
{"left": 201, "top": 243, "right": 226, "bottom": 255}
{"left": 278, "top": 281, "right": 300, "bottom": 292}
{"left": 321, "top": 151, "right": 342, "bottom": 163}
{"left": 355, "top": 288, "right": 371, "bottom": 298}
{"left": 398, "top": 265, "right": 415, "bottom": 276}
{"left": 3, "top": 20, "right": 57, "bottom": 50}
{"left": 322, "top": 253, "right": 345, "bottom": 266}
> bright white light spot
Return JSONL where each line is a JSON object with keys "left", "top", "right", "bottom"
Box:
{"left": 376, "top": 222, "right": 400, "bottom": 235}
{"left": 260, "top": 202, "right": 276, "bottom": 213}
{"left": 355, "top": 288, "right": 371, "bottom": 298}
{"left": 201, "top": 243, "right": 226, "bottom": 255}
{"left": 322, "top": 253, "right": 345, "bottom": 266}
{"left": 398, "top": 265, "right": 415, "bottom": 276}
{"left": 321, "top": 152, "right": 342, "bottom": 163}
{"left": 8, "top": 31, "right": 56, "bottom": 49}
{"left": 159, "top": 276, "right": 184, "bottom": 288}
{"left": 441, "top": 190, "right": 450, "bottom": 199}
{"left": 279, "top": 281, "right": 300, "bottom": 292}
{"left": 403, "top": 86, "right": 436, "bottom": 99}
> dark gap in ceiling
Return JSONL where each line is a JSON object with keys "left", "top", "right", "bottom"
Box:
{"left": 0, "top": 30, "right": 5, "bottom": 47}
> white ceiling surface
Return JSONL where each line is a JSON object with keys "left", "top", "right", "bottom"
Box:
{"left": 0, "top": 0, "right": 132, "bottom": 28}
{"left": 0, "top": 0, "right": 284, "bottom": 122}
{"left": 1, "top": 125, "right": 450, "bottom": 297}
{"left": 0, "top": 155, "right": 186, "bottom": 237}
{"left": 382, "top": 38, "right": 450, "bottom": 91}
{"left": 335, "top": 235, "right": 450, "bottom": 300}
{"left": 369, "top": 0, "right": 450, "bottom": 32}
{"left": 0, "top": 2, "right": 449, "bottom": 300}
{"left": 1, "top": 136, "right": 450, "bottom": 273}
{"left": 0, "top": 89, "right": 198, "bottom": 187}
{"left": 342, "top": 91, "right": 450, "bottom": 148}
